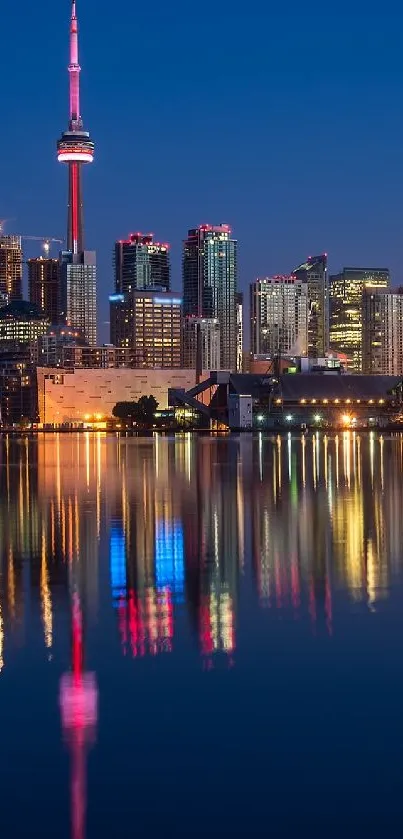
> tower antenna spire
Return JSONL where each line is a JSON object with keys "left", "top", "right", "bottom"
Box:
{"left": 69, "top": 0, "right": 81, "bottom": 127}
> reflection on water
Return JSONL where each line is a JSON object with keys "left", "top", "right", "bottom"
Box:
{"left": 0, "top": 432, "right": 403, "bottom": 668}
{"left": 1, "top": 431, "right": 403, "bottom": 835}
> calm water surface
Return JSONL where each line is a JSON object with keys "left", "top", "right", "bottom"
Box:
{"left": 1, "top": 432, "right": 403, "bottom": 837}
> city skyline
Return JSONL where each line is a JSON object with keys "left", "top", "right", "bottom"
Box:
{"left": 2, "top": 1, "right": 403, "bottom": 341}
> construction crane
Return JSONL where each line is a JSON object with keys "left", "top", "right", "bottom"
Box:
{"left": 0, "top": 218, "right": 16, "bottom": 235}
{"left": 20, "top": 235, "right": 64, "bottom": 256}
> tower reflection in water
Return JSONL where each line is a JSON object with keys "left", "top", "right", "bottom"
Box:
{"left": 59, "top": 592, "right": 98, "bottom": 839}
{"left": 0, "top": 432, "right": 402, "bottom": 676}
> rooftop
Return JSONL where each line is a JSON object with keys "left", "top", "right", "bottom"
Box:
{"left": 0, "top": 300, "right": 48, "bottom": 321}
{"left": 229, "top": 373, "right": 402, "bottom": 400}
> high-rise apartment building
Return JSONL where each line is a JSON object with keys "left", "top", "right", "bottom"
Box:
{"left": 0, "top": 301, "right": 49, "bottom": 350}
{"left": 183, "top": 224, "right": 237, "bottom": 370}
{"left": 362, "top": 287, "right": 403, "bottom": 375}
{"left": 330, "top": 267, "right": 389, "bottom": 371}
{"left": 293, "top": 254, "right": 328, "bottom": 357}
{"left": 110, "top": 288, "right": 182, "bottom": 368}
{"left": 60, "top": 251, "right": 97, "bottom": 345}
{"left": 183, "top": 316, "right": 221, "bottom": 371}
{"left": 28, "top": 257, "right": 60, "bottom": 324}
{"left": 236, "top": 292, "right": 243, "bottom": 372}
{"left": 0, "top": 236, "right": 23, "bottom": 301}
{"left": 114, "top": 233, "right": 170, "bottom": 294}
{"left": 250, "top": 276, "right": 309, "bottom": 357}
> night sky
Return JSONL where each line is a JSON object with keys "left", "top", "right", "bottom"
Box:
{"left": 2, "top": 0, "right": 402, "bottom": 340}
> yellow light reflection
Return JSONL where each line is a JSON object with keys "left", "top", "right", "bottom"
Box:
{"left": 40, "top": 526, "right": 53, "bottom": 651}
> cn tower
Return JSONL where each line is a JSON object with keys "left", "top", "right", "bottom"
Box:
{"left": 57, "top": 0, "right": 94, "bottom": 254}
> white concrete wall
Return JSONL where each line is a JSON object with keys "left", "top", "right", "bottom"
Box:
{"left": 37, "top": 367, "right": 206, "bottom": 424}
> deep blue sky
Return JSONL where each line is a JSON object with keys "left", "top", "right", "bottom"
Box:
{"left": 2, "top": 0, "right": 403, "bottom": 339}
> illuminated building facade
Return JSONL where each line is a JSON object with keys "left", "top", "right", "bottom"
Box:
{"left": 28, "top": 257, "right": 60, "bottom": 324}
{"left": 110, "top": 288, "right": 182, "bottom": 367}
{"left": 0, "top": 301, "right": 49, "bottom": 350}
{"left": 362, "top": 286, "right": 403, "bottom": 374}
{"left": 37, "top": 367, "right": 207, "bottom": 424}
{"left": 293, "top": 254, "right": 328, "bottom": 357}
{"left": 0, "top": 236, "right": 22, "bottom": 301}
{"left": 182, "top": 316, "right": 221, "bottom": 371}
{"left": 183, "top": 224, "right": 237, "bottom": 370}
{"left": 60, "top": 250, "right": 97, "bottom": 345}
{"left": 114, "top": 233, "right": 170, "bottom": 294}
{"left": 330, "top": 267, "right": 389, "bottom": 371}
{"left": 236, "top": 292, "right": 243, "bottom": 372}
{"left": 250, "top": 276, "right": 308, "bottom": 356}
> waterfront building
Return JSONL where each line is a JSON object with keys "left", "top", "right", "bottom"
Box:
{"left": 330, "top": 267, "right": 389, "bottom": 371}
{"left": 293, "top": 254, "right": 328, "bottom": 357}
{"left": 28, "top": 257, "right": 60, "bottom": 325}
{"left": 36, "top": 367, "right": 208, "bottom": 425}
{"left": 182, "top": 316, "right": 221, "bottom": 371}
{"left": 114, "top": 233, "right": 170, "bottom": 294}
{"left": 362, "top": 286, "right": 403, "bottom": 375}
{"left": 59, "top": 250, "right": 97, "bottom": 345}
{"left": 250, "top": 276, "right": 308, "bottom": 357}
{"left": 183, "top": 224, "right": 237, "bottom": 370}
{"left": 0, "top": 356, "right": 37, "bottom": 425}
{"left": 110, "top": 288, "right": 182, "bottom": 368}
{"left": 0, "top": 236, "right": 22, "bottom": 301}
{"left": 170, "top": 370, "right": 403, "bottom": 430}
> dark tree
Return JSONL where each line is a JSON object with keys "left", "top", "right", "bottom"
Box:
{"left": 112, "top": 396, "right": 159, "bottom": 427}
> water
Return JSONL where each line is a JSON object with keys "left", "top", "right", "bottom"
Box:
{"left": 1, "top": 431, "right": 403, "bottom": 837}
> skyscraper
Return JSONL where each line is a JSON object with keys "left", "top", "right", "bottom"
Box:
{"left": 250, "top": 276, "right": 309, "bottom": 357}
{"left": 57, "top": 0, "right": 94, "bottom": 254}
{"left": 114, "top": 233, "right": 170, "bottom": 294}
{"left": 362, "top": 286, "right": 403, "bottom": 375}
{"left": 60, "top": 251, "right": 97, "bottom": 345}
{"left": 293, "top": 254, "right": 328, "bottom": 357}
{"left": 183, "top": 224, "right": 237, "bottom": 371}
{"left": 330, "top": 267, "right": 389, "bottom": 371}
{"left": 0, "top": 236, "right": 22, "bottom": 301}
{"left": 110, "top": 288, "right": 182, "bottom": 367}
{"left": 28, "top": 257, "right": 60, "bottom": 324}
{"left": 236, "top": 292, "right": 243, "bottom": 372}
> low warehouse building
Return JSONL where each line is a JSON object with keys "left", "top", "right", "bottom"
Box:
{"left": 169, "top": 372, "right": 403, "bottom": 429}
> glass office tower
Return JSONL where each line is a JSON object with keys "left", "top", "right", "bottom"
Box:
{"left": 183, "top": 224, "right": 237, "bottom": 371}
{"left": 293, "top": 254, "right": 328, "bottom": 357}
{"left": 114, "top": 233, "right": 170, "bottom": 294}
{"left": 330, "top": 267, "right": 389, "bottom": 371}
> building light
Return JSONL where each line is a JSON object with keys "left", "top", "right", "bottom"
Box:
{"left": 314, "top": 414, "right": 322, "bottom": 422}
